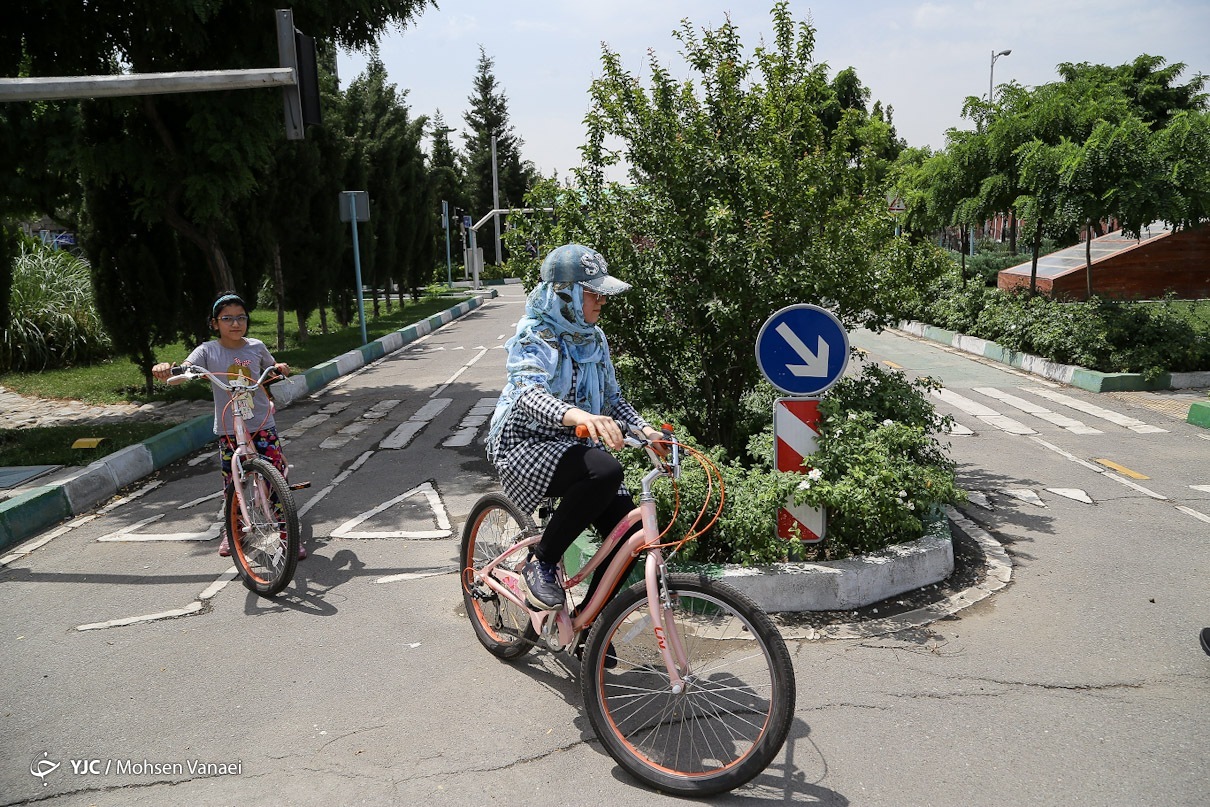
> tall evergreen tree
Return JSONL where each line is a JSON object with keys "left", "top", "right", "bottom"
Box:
{"left": 461, "top": 47, "right": 535, "bottom": 265}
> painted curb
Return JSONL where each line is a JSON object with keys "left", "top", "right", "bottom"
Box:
{"left": 566, "top": 512, "right": 953, "bottom": 614}
{"left": 898, "top": 319, "right": 1210, "bottom": 394}
{"left": 0, "top": 291, "right": 497, "bottom": 554}
{"left": 1189, "top": 401, "right": 1210, "bottom": 429}
{"left": 0, "top": 486, "right": 71, "bottom": 545}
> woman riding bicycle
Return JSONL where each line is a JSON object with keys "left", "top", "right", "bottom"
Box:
{"left": 485, "top": 244, "right": 663, "bottom": 611}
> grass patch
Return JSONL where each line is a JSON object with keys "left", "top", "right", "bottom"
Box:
{"left": 0, "top": 422, "right": 176, "bottom": 467}
{"left": 1151, "top": 299, "right": 1210, "bottom": 332}
{"left": 0, "top": 294, "right": 474, "bottom": 406}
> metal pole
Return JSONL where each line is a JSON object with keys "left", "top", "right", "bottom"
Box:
{"left": 442, "top": 200, "right": 453, "bottom": 289}
{"left": 0, "top": 68, "right": 296, "bottom": 102}
{"left": 989, "top": 49, "right": 994, "bottom": 103}
{"left": 346, "top": 193, "right": 368, "bottom": 346}
{"left": 491, "top": 134, "right": 502, "bottom": 268}
{"left": 469, "top": 228, "right": 480, "bottom": 290}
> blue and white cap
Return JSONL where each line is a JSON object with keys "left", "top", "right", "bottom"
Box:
{"left": 539, "top": 244, "right": 631, "bottom": 295}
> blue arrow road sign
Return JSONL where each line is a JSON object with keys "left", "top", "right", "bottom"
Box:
{"left": 755, "top": 304, "right": 850, "bottom": 396}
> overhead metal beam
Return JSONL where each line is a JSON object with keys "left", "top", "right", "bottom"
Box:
{"left": 0, "top": 68, "right": 296, "bottom": 102}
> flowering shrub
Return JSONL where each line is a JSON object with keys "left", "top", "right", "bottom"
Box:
{"left": 790, "top": 361, "right": 963, "bottom": 558}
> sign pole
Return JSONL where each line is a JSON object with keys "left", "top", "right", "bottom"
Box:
{"left": 442, "top": 200, "right": 453, "bottom": 289}
{"left": 344, "top": 192, "right": 368, "bottom": 346}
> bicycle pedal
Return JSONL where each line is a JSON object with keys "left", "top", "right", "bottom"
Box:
{"left": 289, "top": 481, "right": 312, "bottom": 490}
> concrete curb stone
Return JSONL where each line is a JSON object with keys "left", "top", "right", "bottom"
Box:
{"left": 898, "top": 319, "right": 1210, "bottom": 413}
{"left": 0, "top": 291, "right": 497, "bottom": 554}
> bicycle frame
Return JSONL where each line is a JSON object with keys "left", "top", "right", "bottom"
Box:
{"left": 473, "top": 449, "right": 702, "bottom": 692}
{"left": 170, "top": 365, "right": 283, "bottom": 537}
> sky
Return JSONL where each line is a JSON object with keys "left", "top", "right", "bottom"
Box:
{"left": 336, "top": 1, "right": 1210, "bottom": 180}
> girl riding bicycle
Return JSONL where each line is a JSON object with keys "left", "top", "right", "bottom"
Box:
{"left": 152, "top": 291, "right": 305, "bottom": 560}
{"left": 486, "top": 244, "right": 663, "bottom": 610}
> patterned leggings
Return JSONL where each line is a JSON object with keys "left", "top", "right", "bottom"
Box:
{"left": 218, "top": 428, "right": 288, "bottom": 488}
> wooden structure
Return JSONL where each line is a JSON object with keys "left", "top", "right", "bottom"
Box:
{"left": 998, "top": 224, "right": 1210, "bottom": 299}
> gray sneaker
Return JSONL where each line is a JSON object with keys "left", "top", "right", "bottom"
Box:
{"left": 522, "top": 559, "right": 565, "bottom": 610}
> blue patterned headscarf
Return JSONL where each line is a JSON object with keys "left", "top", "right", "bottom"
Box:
{"left": 485, "top": 282, "right": 619, "bottom": 462}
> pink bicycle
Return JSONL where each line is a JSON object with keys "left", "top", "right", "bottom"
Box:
{"left": 460, "top": 423, "right": 795, "bottom": 796}
{"left": 170, "top": 364, "right": 302, "bottom": 596}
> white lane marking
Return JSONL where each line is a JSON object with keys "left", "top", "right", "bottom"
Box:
{"left": 431, "top": 348, "right": 489, "bottom": 398}
{"left": 932, "top": 388, "right": 1036, "bottom": 435}
{"left": 298, "top": 451, "right": 373, "bottom": 517}
{"left": 319, "top": 401, "right": 352, "bottom": 414}
{"left": 381, "top": 422, "right": 426, "bottom": 450}
{"left": 1103, "top": 472, "right": 1168, "bottom": 500}
{"left": 1001, "top": 488, "right": 1046, "bottom": 507}
{"left": 412, "top": 398, "right": 453, "bottom": 421}
{"left": 0, "top": 514, "right": 98, "bottom": 566}
{"left": 1029, "top": 436, "right": 1170, "bottom": 499}
{"left": 974, "top": 387, "right": 1102, "bottom": 434}
{"left": 1176, "top": 505, "right": 1210, "bottom": 524}
{"left": 1045, "top": 488, "right": 1094, "bottom": 504}
{"left": 1190, "top": 485, "right": 1210, "bottom": 493}
{"left": 361, "top": 399, "right": 402, "bottom": 419}
{"left": 178, "top": 491, "right": 224, "bottom": 510}
{"left": 281, "top": 413, "right": 331, "bottom": 438}
{"left": 443, "top": 398, "right": 498, "bottom": 448}
{"left": 966, "top": 491, "right": 993, "bottom": 510}
{"left": 199, "top": 568, "right": 239, "bottom": 599}
{"left": 380, "top": 398, "right": 453, "bottom": 450}
{"left": 943, "top": 421, "right": 975, "bottom": 435}
{"left": 97, "top": 514, "right": 218, "bottom": 542}
{"left": 331, "top": 481, "right": 452, "bottom": 539}
{"left": 96, "top": 481, "right": 163, "bottom": 514}
{"left": 1023, "top": 387, "right": 1167, "bottom": 433}
{"left": 188, "top": 452, "right": 216, "bottom": 467}
{"left": 78, "top": 602, "right": 204, "bottom": 631}
{"left": 374, "top": 568, "right": 455, "bottom": 584}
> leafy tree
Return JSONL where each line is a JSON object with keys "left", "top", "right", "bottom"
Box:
{"left": 507, "top": 3, "right": 946, "bottom": 457}
{"left": 461, "top": 47, "right": 536, "bottom": 265}
{"left": 1153, "top": 109, "right": 1210, "bottom": 230}
{"left": 1058, "top": 55, "right": 1207, "bottom": 130}
{"left": 3, "top": 1, "right": 432, "bottom": 359}
{"left": 1058, "top": 116, "right": 1163, "bottom": 296}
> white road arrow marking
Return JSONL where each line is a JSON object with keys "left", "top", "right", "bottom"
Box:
{"left": 331, "top": 481, "right": 452, "bottom": 539}
{"left": 966, "top": 491, "right": 994, "bottom": 510}
{"left": 775, "top": 322, "right": 829, "bottom": 377}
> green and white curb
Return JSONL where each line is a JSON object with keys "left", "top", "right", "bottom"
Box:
{"left": 897, "top": 320, "right": 1210, "bottom": 394}
{"left": 0, "top": 291, "right": 496, "bottom": 555}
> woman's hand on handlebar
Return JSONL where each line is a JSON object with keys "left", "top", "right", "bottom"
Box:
{"left": 565, "top": 409, "right": 625, "bottom": 450}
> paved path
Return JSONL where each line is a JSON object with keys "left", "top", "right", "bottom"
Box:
{"left": 0, "top": 385, "right": 211, "bottom": 430}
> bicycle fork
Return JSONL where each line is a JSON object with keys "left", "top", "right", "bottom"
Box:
{"left": 645, "top": 550, "right": 692, "bottom": 693}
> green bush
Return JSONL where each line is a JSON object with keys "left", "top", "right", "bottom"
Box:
{"left": 1, "top": 241, "right": 113, "bottom": 372}
{"left": 902, "top": 266, "right": 1210, "bottom": 378}
{"left": 624, "top": 360, "right": 962, "bottom": 565}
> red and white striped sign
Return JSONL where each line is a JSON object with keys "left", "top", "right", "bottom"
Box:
{"left": 774, "top": 398, "right": 825, "bottom": 542}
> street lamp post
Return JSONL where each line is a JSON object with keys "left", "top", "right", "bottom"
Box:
{"left": 989, "top": 48, "right": 1012, "bottom": 103}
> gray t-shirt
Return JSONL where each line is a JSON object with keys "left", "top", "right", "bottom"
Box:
{"left": 186, "top": 338, "right": 278, "bottom": 436}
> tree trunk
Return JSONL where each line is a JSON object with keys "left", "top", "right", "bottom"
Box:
{"left": 141, "top": 97, "right": 236, "bottom": 292}
{"left": 294, "top": 310, "right": 309, "bottom": 343}
{"left": 1085, "top": 222, "right": 1093, "bottom": 300}
{"left": 273, "top": 241, "right": 286, "bottom": 351}
{"left": 319, "top": 304, "right": 329, "bottom": 335}
{"left": 960, "top": 225, "right": 968, "bottom": 288}
{"left": 1029, "top": 223, "right": 1043, "bottom": 296}
{"left": 1009, "top": 209, "right": 1018, "bottom": 255}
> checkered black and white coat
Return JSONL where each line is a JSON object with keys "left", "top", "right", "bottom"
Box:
{"left": 491, "top": 366, "right": 649, "bottom": 516}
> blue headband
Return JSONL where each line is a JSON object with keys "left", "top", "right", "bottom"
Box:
{"left": 211, "top": 294, "right": 244, "bottom": 319}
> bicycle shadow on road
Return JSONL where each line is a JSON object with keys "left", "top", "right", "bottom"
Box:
{"left": 498, "top": 649, "right": 848, "bottom": 804}
{"left": 239, "top": 541, "right": 367, "bottom": 617}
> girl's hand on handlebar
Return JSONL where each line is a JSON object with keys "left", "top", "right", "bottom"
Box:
{"left": 151, "top": 362, "right": 175, "bottom": 381}
{"left": 273, "top": 362, "right": 290, "bottom": 377}
{"left": 643, "top": 426, "right": 673, "bottom": 459}
{"left": 567, "top": 410, "right": 624, "bottom": 450}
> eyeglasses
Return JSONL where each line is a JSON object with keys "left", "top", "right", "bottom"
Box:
{"left": 217, "top": 315, "right": 249, "bottom": 325}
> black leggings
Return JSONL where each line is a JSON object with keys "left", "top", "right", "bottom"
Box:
{"left": 536, "top": 444, "right": 641, "bottom": 600}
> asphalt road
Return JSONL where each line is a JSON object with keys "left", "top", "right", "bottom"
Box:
{"left": 2, "top": 285, "right": 1207, "bottom": 806}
